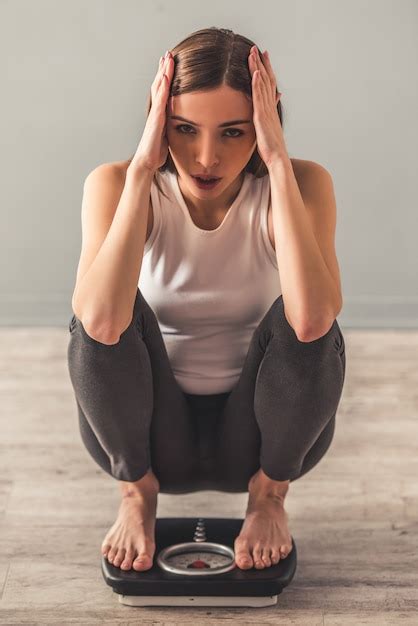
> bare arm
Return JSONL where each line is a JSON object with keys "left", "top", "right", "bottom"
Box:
{"left": 71, "top": 163, "right": 154, "bottom": 342}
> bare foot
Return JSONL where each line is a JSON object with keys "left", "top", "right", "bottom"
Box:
{"left": 101, "top": 468, "right": 160, "bottom": 572}
{"left": 234, "top": 469, "right": 293, "bottom": 570}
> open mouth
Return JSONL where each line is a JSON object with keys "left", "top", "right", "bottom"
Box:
{"left": 192, "top": 176, "right": 222, "bottom": 188}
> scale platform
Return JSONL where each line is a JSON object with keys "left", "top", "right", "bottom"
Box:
{"left": 102, "top": 517, "right": 297, "bottom": 607}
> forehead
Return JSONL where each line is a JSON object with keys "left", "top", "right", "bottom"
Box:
{"left": 167, "top": 84, "right": 252, "bottom": 122}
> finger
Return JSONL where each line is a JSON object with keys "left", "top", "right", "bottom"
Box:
{"left": 248, "top": 48, "right": 256, "bottom": 76}
{"left": 252, "top": 48, "right": 276, "bottom": 103}
{"left": 257, "top": 50, "right": 276, "bottom": 101}
{"left": 160, "top": 54, "right": 171, "bottom": 78}
{"left": 154, "top": 53, "right": 171, "bottom": 85}
{"left": 263, "top": 52, "right": 281, "bottom": 104}
{"left": 252, "top": 71, "right": 266, "bottom": 116}
{"left": 251, "top": 49, "right": 270, "bottom": 99}
{"left": 261, "top": 50, "right": 278, "bottom": 91}
{"left": 249, "top": 50, "right": 263, "bottom": 87}
{"left": 152, "top": 59, "right": 165, "bottom": 95}
{"left": 157, "top": 56, "right": 173, "bottom": 94}
{"left": 252, "top": 57, "right": 269, "bottom": 111}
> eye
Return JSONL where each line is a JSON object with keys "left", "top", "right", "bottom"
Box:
{"left": 174, "top": 124, "right": 244, "bottom": 138}
{"left": 224, "top": 128, "right": 244, "bottom": 138}
{"left": 175, "top": 124, "right": 194, "bottom": 134}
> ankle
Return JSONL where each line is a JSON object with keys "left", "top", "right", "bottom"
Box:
{"left": 119, "top": 468, "right": 160, "bottom": 498}
{"left": 248, "top": 468, "right": 290, "bottom": 501}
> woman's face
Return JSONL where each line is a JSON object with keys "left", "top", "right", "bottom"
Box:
{"left": 166, "top": 84, "right": 257, "bottom": 210}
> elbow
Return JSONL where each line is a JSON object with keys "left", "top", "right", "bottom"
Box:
{"left": 296, "top": 304, "right": 341, "bottom": 343}
{"left": 78, "top": 314, "right": 121, "bottom": 346}
{"left": 84, "top": 312, "right": 136, "bottom": 345}
{"left": 283, "top": 301, "right": 341, "bottom": 343}
{"left": 296, "top": 324, "right": 332, "bottom": 343}
{"left": 71, "top": 293, "right": 123, "bottom": 345}
{"left": 85, "top": 323, "right": 121, "bottom": 345}
{"left": 296, "top": 314, "right": 338, "bottom": 343}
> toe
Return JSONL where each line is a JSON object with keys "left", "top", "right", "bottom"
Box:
{"left": 261, "top": 547, "right": 271, "bottom": 567}
{"left": 280, "top": 542, "right": 293, "bottom": 559}
{"left": 101, "top": 543, "right": 111, "bottom": 557}
{"left": 252, "top": 544, "right": 265, "bottom": 569}
{"left": 121, "top": 549, "right": 135, "bottom": 570}
{"left": 270, "top": 550, "right": 281, "bottom": 565}
{"left": 234, "top": 549, "right": 253, "bottom": 569}
{"left": 133, "top": 552, "right": 153, "bottom": 571}
{"left": 113, "top": 548, "right": 126, "bottom": 567}
{"left": 107, "top": 548, "right": 117, "bottom": 563}
{"left": 234, "top": 537, "right": 253, "bottom": 569}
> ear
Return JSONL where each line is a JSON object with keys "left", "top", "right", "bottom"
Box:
{"left": 276, "top": 91, "right": 282, "bottom": 105}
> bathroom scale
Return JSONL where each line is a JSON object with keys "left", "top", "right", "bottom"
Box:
{"left": 101, "top": 517, "right": 297, "bottom": 607}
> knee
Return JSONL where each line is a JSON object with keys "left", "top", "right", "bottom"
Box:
{"left": 261, "top": 295, "right": 304, "bottom": 342}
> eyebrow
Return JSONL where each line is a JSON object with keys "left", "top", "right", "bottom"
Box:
{"left": 169, "top": 115, "right": 252, "bottom": 128}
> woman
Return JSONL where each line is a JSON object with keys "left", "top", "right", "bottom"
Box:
{"left": 67, "top": 27, "right": 345, "bottom": 575}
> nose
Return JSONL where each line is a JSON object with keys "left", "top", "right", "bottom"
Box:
{"left": 195, "top": 137, "right": 219, "bottom": 169}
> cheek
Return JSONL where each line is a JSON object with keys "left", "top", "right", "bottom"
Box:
{"left": 239, "top": 135, "right": 256, "bottom": 156}
{"left": 166, "top": 131, "right": 185, "bottom": 154}
{"left": 247, "top": 127, "right": 257, "bottom": 143}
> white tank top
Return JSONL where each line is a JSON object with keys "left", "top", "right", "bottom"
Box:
{"left": 138, "top": 169, "right": 282, "bottom": 395}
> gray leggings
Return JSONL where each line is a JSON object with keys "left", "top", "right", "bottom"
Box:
{"left": 67, "top": 288, "right": 346, "bottom": 494}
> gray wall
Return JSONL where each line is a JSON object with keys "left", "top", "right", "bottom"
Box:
{"left": 1, "top": 0, "right": 417, "bottom": 327}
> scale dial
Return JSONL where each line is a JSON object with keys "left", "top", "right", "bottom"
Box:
{"left": 157, "top": 541, "right": 236, "bottom": 576}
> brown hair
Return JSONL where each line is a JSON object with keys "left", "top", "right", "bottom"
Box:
{"left": 128, "top": 27, "right": 285, "bottom": 199}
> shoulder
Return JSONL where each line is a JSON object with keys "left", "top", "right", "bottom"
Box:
{"left": 89, "top": 158, "right": 153, "bottom": 198}
{"left": 268, "top": 157, "right": 333, "bottom": 205}
{"left": 81, "top": 162, "right": 129, "bottom": 214}
{"left": 112, "top": 159, "right": 154, "bottom": 239}
{"left": 266, "top": 158, "right": 333, "bottom": 251}
{"left": 90, "top": 158, "right": 140, "bottom": 181}
{"left": 112, "top": 158, "right": 157, "bottom": 199}
{"left": 291, "top": 159, "right": 336, "bottom": 219}
{"left": 290, "top": 158, "right": 332, "bottom": 189}
{"left": 108, "top": 158, "right": 132, "bottom": 181}
{"left": 265, "top": 157, "right": 330, "bottom": 194}
{"left": 85, "top": 160, "right": 127, "bottom": 191}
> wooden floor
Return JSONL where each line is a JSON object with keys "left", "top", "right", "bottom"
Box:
{"left": 0, "top": 327, "right": 417, "bottom": 624}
